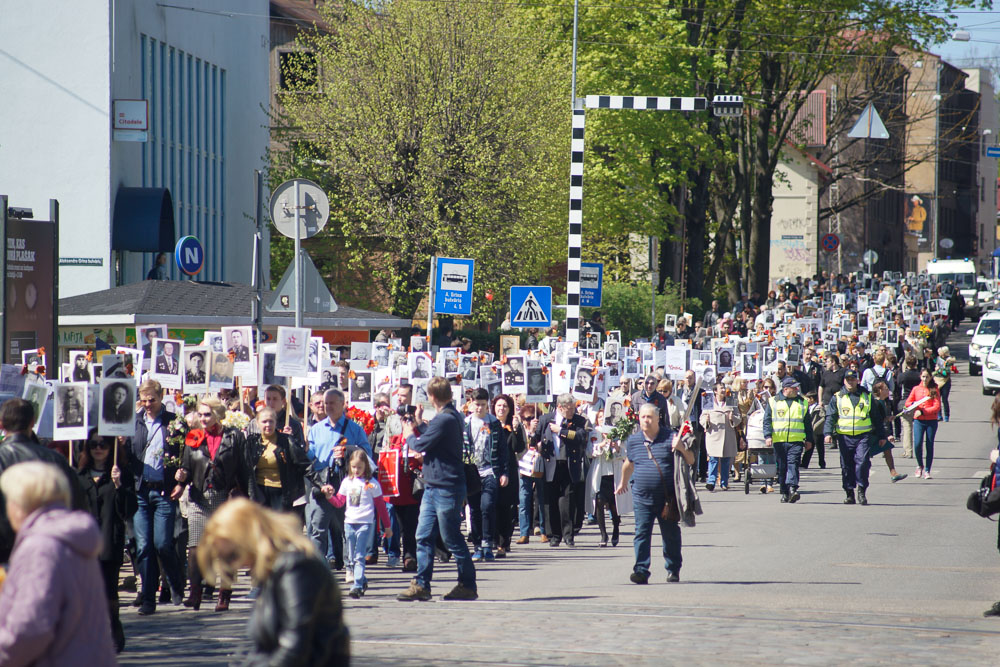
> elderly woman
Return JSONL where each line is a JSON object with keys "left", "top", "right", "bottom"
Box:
{"left": 175, "top": 396, "right": 247, "bottom": 611}
{"left": 198, "top": 498, "right": 349, "bottom": 665}
{"left": 700, "top": 383, "right": 742, "bottom": 491}
{"left": 0, "top": 461, "right": 117, "bottom": 665}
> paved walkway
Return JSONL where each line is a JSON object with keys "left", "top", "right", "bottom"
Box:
{"left": 121, "top": 332, "right": 1000, "bottom": 665}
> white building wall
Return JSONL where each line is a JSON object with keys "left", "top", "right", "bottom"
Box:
{"left": 0, "top": 0, "right": 269, "bottom": 297}
{"left": 0, "top": 0, "right": 112, "bottom": 295}
{"left": 963, "top": 68, "right": 998, "bottom": 276}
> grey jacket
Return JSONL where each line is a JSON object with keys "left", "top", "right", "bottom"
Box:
{"left": 672, "top": 432, "right": 703, "bottom": 527}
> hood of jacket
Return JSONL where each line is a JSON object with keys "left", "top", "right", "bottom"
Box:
{"left": 15, "top": 504, "right": 102, "bottom": 559}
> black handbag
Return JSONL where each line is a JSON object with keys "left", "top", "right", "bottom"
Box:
{"left": 410, "top": 471, "right": 425, "bottom": 502}
{"left": 463, "top": 464, "right": 482, "bottom": 496}
{"left": 966, "top": 472, "right": 1000, "bottom": 518}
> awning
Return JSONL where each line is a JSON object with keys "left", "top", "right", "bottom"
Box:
{"left": 112, "top": 187, "right": 175, "bottom": 252}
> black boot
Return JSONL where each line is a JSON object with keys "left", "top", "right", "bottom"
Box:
{"left": 611, "top": 517, "right": 620, "bottom": 547}
{"left": 844, "top": 489, "right": 856, "bottom": 505}
{"left": 183, "top": 548, "right": 203, "bottom": 610}
{"left": 596, "top": 499, "right": 608, "bottom": 546}
{"left": 858, "top": 487, "right": 868, "bottom": 506}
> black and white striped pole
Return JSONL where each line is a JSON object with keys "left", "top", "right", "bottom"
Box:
{"left": 563, "top": 94, "right": 743, "bottom": 344}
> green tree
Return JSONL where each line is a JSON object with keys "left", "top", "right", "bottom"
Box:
{"left": 271, "top": 0, "right": 568, "bottom": 321}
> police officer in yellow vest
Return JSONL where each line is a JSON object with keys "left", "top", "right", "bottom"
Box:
{"left": 763, "top": 377, "right": 814, "bottom": 503}
{"left": 823, "top": 369, "right": 886, "bottom": 506}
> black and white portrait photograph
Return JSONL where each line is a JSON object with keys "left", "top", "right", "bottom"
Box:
{"left": 410, "top": 335, "right": 427, "bottom": 353}
{"left": 308, "top": 337, "right": 322, "bottom": 375}
{"left": 485, "top": 380, "right": 502, "bottom": 403}
{"left": 102, "top": 354, "right": 128, "bottom": 379}
{"left": 763, "top": 346, "right": 778, "bottom": 368}
{"left": 350, "top": 371, "right": 373, "bottom": 406}
{"left": 54, "top": 382, "right": 88, "bottom": 440}
{"left": 69, "top": 350, "right": 92, "bottom": 383}
{"left": 184, "top": 348, "right": 207, "bottom": 385}
{"left": 98, "top": 378, "right": 136, "bottom": 437}
{"left": 115, "top": 347, "right": 142, "bottom": 379}
{"left": 887, "top": 328, "right": 899, "bottom": 345}
{"left": 502, "top": 355, "right": 527, "bottom": 394}
{"left": 500, "top": 335, "right": 520, "bottom": 357}
{"left": 439, "top": 348, "right": 460, "bottom": 375}
{"left": 716, "top": 347, "right": 734, "bottom": 372}
{"left": 350, "top": 342, "right": 370, "bottom": 361}
{"left": 258, "top": 344, "right": 287, "bottom": 389}
{"left": 787, "top": 345, "right": 802, "bottom": 366}
{"left": 741, "top": 353, "right": 758, "bottom": 378}
{"left": 204, "top": 331, "right": 225, "bottom": 355}
{"left": 525, "top": 365, "right": 549, "bottom": 402}
{"left": 479, "top": 365, "right": 497, "bottom": 385}
{"left": 138, "top": 325, "right": 167, "bottom": 358}
{"left": 572, "top": 365, "right": 596, "bottom": 401}
{"left": 607, "top": 330, "right": 621, "bottom": 344}
{"left": 459, "top": 354, "right": 478, "bottom": 381}
{"left": 411, "top": 379, "right": 431, "bottom": 407}
{"left": 622, "top": 350, "right": 640, "bottom": 377}
{"left": 21, "top": 381, "right": 50, "bottom": 425}
{"left": 604, "top": 341, "right": 619, "bottom": 364}
{"left": 21, "top": 348, "right": 44, "bottom": 373}
{"left": 372, "top": 342, "right": 390, "bottom": 368}
{"left": 409, "top": 352, "right": 433, "bottom": 380}
{"left": 150, "top": 339, "right": 183, "bottom": 389}
{"left": 209, "top": 352, "right": 235, "bottom": 391}
{"left": 222, "top": 326, "right": 252, "bottom": 363}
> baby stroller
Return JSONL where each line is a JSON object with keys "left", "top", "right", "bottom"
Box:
{"left": 742, "top": 406, "right": 777, "bottom": 495}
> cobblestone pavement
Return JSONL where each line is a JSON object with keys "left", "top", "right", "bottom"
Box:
{"left": 121, "top": 332, "right": 1000, "bottom": 665}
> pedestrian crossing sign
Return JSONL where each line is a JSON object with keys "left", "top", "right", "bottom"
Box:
{"left": 510, "top": 286, "right": 552, "bottom": 328}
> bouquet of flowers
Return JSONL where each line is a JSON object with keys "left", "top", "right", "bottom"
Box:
{"left": 346, "top": 405, "right": 376, "bottom": 435}
{"left": 166, "top": 413, "right": 190, "bottom": 455}
{"left": 592, "top": 437, "right": 620, "bottom": 462}
{"left": 606, "top": 402, "right": 638, "bottom": 444}
{"left": 918, "top": 324, "right": 933, "bottom": 340}
{"left": 222, "top": 410, "right": 251, "bottom": 431}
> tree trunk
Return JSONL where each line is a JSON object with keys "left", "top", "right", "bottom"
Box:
{"left": 748, "top": 57, "right": 781, "bottom": 295}
{"left": 684, "top": 165, "right": 711, "bottom": 301}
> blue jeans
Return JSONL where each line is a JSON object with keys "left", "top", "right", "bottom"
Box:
{"left": 134, "top": 487, "right": 185, "bottom": 606}
{"left": 415, "top": 485, "right": 476, "bottom": 592}
{"left": 345, "top": 522, "right": 373, "bottom": 589}
{"left": 383, "top": 504, "right": 401, "bottom": 559}
{"left": 518, "top": 475, "right": 544, "bottom": 537}
{"left": 468, "top": 474, "right": 498, "bottom": 550}
{"left": 773, "top": 442, "right": 804, "bottom": 494}
{"left": 913, "top": 419, "right": 938, "bottom": 471}
{"left": 632, "top": 498, "right": 682, "bottom": 577}
{"left": 706, "top": 457, "right": 732, "bottom": 487}
{"left": 837, "top": 433, "right": 871, "bottom": 490}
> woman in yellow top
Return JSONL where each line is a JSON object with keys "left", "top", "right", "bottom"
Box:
{"left": 244, "top": 408, "right": 311, "bottom": 513}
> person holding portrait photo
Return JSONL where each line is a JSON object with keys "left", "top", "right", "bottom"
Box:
{"left": 227, "top": 329, "right": 250, "bottom": 362}
{"left": 185, "top": 352, "right": 206, "bottom": 385}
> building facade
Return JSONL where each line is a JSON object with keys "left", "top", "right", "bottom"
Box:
{"left": 0, "top": 0, "right": 270, "bottom": 296}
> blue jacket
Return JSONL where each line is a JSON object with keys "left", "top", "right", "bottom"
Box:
{"left": 407, "top": 402, "right": 465, "bottom": 490}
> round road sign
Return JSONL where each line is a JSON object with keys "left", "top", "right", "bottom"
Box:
{"left": 269, "top": 178, "right": 330, "bottom": 240}
{"left": 939, "top": 237, "right": 954, "bottom": 249}
{"left": 863, "top": 249, "right": 879, "bottom": 265}
{"left": 174, "top": 236, "right": 204, "bottom": 276}
{"left": 820, "top": 233, "right": 840, "bottom": 253}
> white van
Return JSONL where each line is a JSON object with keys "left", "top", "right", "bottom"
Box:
{"left": 926, "top": 258, "right": 981, "bottom": 319}
{"left": 967, "top": 311, "right": 1000, "bottom": 376}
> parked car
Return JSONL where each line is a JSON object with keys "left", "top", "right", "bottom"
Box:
{"left": 981, "top": 338, "right": 1000, "bottom": 395}
{"left": 967, "top": 310, "right": 1000, "bottom": 376}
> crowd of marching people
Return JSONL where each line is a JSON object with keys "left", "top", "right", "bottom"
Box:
{"left": 0, "top": 268, "right": 974, "bottom": 664}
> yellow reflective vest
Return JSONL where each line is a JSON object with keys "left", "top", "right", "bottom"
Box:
{"left": 835, "top": 391, "right": 872, "bottom": 436}
{"left": 768, "top": 396, "right": 808, "bottom": 443}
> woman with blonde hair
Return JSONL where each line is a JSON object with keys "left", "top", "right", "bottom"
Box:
{"left": 0, "top": 461, "right": 117, "bottom": 665}
{"left": 174, "top": 395, "right": 247, "bottom": 611}
{"left": 198, "top": 498, "right": 349, "bottom": 665}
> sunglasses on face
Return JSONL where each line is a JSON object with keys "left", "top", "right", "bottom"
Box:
{"left": 198, "top": 411, "right": 213, "bottom": 418}
{"left": 90, "top": 441, "right": 111, "bottom": 450}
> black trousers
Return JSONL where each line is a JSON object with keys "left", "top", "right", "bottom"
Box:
{"left": 393, "top": 503, "right": 419, "bottom": 560}
{"left": 801, "top": 438, "right": 826, "bottom": 468}
{"left": 545, "top": 461, "right": 576, "bottom": 543}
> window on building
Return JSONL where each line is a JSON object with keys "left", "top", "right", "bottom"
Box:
{"left": 279, "top": 51, "right": 319, "bottom": 91}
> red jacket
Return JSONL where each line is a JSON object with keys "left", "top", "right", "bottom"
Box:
{"left": 905, "top": 384, "right": 941, "bottom": 421}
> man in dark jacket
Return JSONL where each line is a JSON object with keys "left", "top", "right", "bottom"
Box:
{"left": 397, "top": 377, "right": 477, "bottom": 602}
{"left": 535, "top": 393, "right": 588, "bottom": 548}
{"left": 123, "top": 379, "right": 185, "bottom": 615}
{"left": 0, "top": 398, "right": 87, "bottom": 563}
{"left": 631, "top": 375, "right": 669, "bottom": 428}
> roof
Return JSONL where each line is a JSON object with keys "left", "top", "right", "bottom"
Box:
{"left": 59, "top": 280, "right": 410, "bottom": 330}
{"left": 270, "top": 0, "right": 331, "bottom": 29}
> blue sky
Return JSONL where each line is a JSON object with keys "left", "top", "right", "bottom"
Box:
{"left": 935, "top": 8, "right": 1000, "bottom": 68}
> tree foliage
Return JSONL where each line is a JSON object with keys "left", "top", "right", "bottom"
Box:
{"left": 272, "top": 0, "right": 568, "bottom": 321}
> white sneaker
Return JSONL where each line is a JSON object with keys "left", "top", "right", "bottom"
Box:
{"left": 915, "top": 467, "right": 923, "bottom": 478}
{"left": 345, "top": 571, "right": 354, "bottom": 584}
{"left": 923, "top": 470, "right": 932, "bottom": 479}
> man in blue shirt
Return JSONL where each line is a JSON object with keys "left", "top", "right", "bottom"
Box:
{"left": 397, "top": 377, "right": 477, "bottom": 601}
{"left": 305, "top": 388, "right": 370, "bottom": 566}
{"left": 616, "top": 403, "right": 693, "bottom": 584}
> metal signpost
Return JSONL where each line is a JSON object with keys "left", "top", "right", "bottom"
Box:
{"left": 269, "top": 179, "right": 330, "bottom": 328}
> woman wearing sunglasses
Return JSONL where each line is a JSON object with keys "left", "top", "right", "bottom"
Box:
{"left": 77, "top": 430, "right": 136, "bottom": 652}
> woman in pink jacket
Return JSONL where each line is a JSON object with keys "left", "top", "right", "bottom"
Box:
{"left": 0, "top": 461, "right": 116, "bottom": 666}
{"left": 905, "top": 369, "right": 942, "bottom": 479}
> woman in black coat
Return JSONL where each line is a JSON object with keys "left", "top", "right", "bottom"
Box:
{"left": 78, "top": 430, "right": 137, "bottom": 653}
{"left": 198, "top": 498, "right": 349, "bottom": 666}
{"left": 491, "top": 394, "right": 519, "bottom": 557}
{"left": 244, "top": 407, "right": 311, "bottom": 512}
